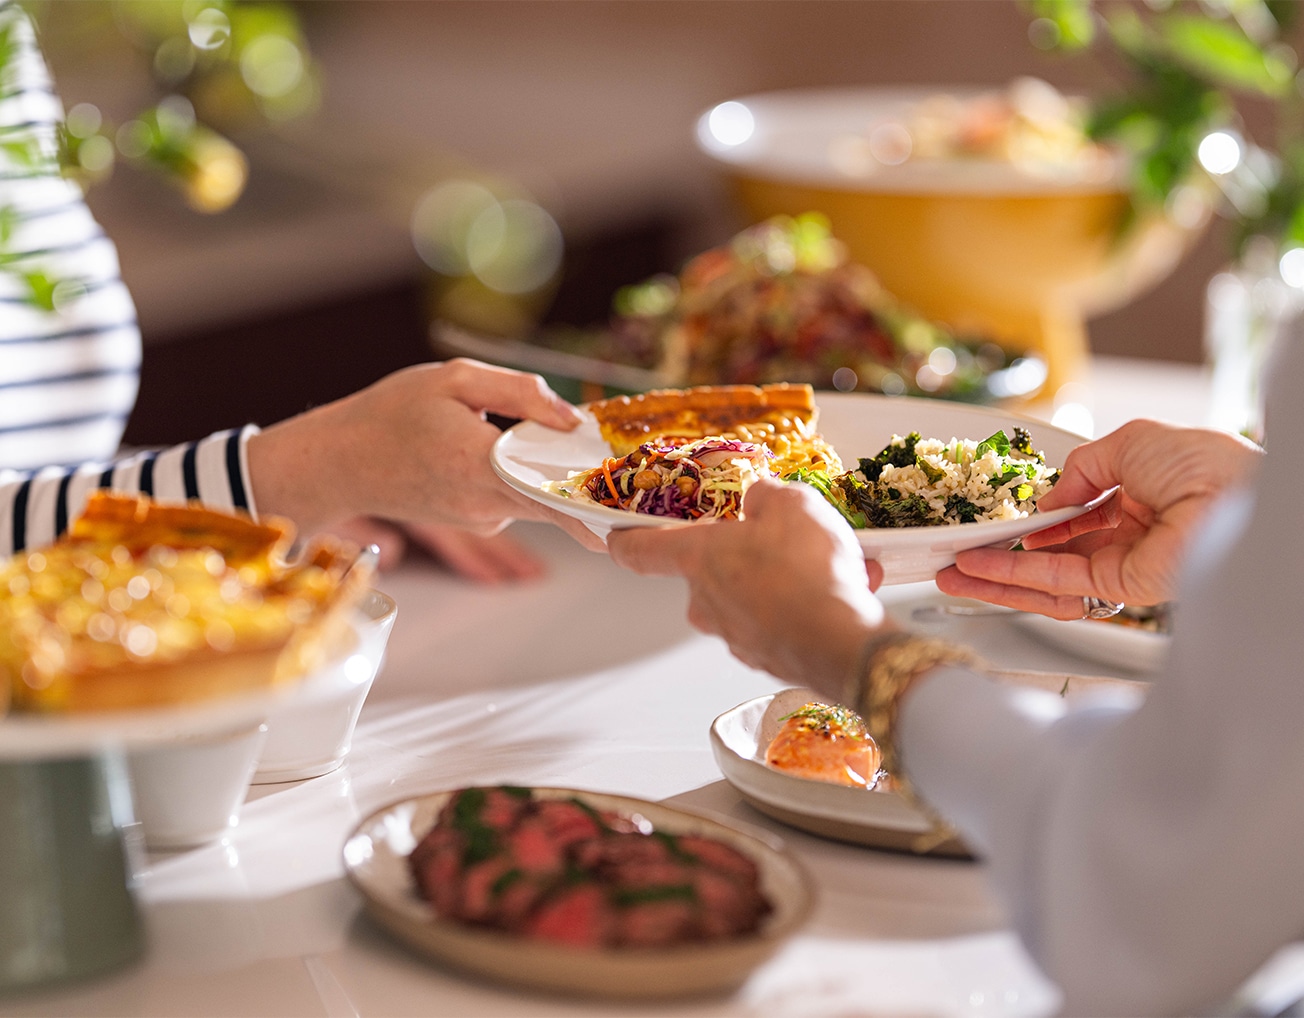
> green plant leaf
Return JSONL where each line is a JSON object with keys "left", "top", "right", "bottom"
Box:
{"left": 1159, "top": 13, "right": 1294, "bottom": 95}
{"left": 21, "top": 271, "right": 58, "bottom": 312}
{"left": 1025, "top": 0, "right": 1095, "bottom": 49}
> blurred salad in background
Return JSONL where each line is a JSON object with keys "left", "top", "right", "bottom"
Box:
{"left": 532, "top": 214, "right": 1045, "bottom": 403}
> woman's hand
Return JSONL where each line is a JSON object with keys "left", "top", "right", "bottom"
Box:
{"left": 608, "top": 478, "right": 893, "bottom": 695}
{"left": 937, "top": 420, "right": 1262, "bottom": 617}
{"left": 247, "top": 358, "right": 603, "bottom": 550}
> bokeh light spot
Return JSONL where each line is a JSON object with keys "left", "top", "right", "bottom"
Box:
{"left": 157, "top": 95, "right": 197, "bottom": 136}
{"left": 65, "top": 103, "right": 102, "bottom": 139}
{"left": 880, "top": 372, "right": 906, "bottom": 396}
{"left": 1027, "top": 17, "right": 1061, "bottom": 50}
{"left": 187, "top": 7, "right": 231, "bottom": 51}
{"left": 116, "top": 121, "right": 151, "bottom": 159}
{"left": 154, "top": 36, "right": 196, "bottom": 82}
{"left": 1279, "top": 246, "right": 1304, "bottom": 288}
{"left": 831, "top": 367, "right": 858, "bottom": 391}
{"left": 466, "top": 199, "right": 563, "bottom": 295}
{"left": 708, "top": 101, "right": 755, "bottom": 146}
{"left": 184, "top": 135, "right": 248, "bottom": 212}
{"left": 411, "top": 180, "right": 500, "bottom": 276}
{"left": 240, "top": 35, "right": 305, "bottom": 99}
{"left": 77, "top": 135, "right": 114, "bottom": 174}
{"left": 1197, "top": 131, "right": 1241, "bottom": 175}
{"left": 927, "top": 346, "right": 957, "bottom": 376}
{"left": 868, "top": 121, "right": 912, "bottom": 165}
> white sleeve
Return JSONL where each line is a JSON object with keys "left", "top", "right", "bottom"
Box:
{"left": 898, "top": 336, "right": 1304, "bottom": 1015}
{"left": 0, "top": 424, "right": 261, "bottom": 556}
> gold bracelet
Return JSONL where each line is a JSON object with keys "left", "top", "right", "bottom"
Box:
{"left": 849, "top": 631, "right": 981, "bottom": 852}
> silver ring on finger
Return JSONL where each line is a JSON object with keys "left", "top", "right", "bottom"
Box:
{"left": 1081, "top": 596, "right": 1124, "bottom": 620}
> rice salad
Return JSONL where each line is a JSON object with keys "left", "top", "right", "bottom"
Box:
{"left": 802, "top": 427, "right": 1059, "bottom": 529}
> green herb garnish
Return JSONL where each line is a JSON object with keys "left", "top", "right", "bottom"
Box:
{"left": 610, "top": 884, "right": 697, "bottom": 907}
{"left": 975, "top": 430, "right": 1011, "bottom": 459}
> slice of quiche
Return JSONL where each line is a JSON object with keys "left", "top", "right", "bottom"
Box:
{"left": 0, "top": 492, "right": 370, "bottom": 713}
{"left": 588, "top": 383, "right": 842, "bottom": 476}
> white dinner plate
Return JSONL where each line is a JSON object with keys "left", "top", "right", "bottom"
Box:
{"left": 712, "top": 678, "right": 1144, "bottom": 858}
{"left": 492, "top": 390, "right": 1101, "bottom": 584}
{"left": 1013, "top": 612, "right": 1170, "bottom": 674}
{"left": 0, "top": 611, "right": 376, "bottom": 760}
{"left": 342, "top": 786, "right": 814, "bottom": 1000}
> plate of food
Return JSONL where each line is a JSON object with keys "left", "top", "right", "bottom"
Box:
{"left": 711, "top": 687, "right": 968, "bottom": 858}
{"left": 492, "top": 383, "right": 1104, "bottom": 583}
{"left": 1013, "top": 604, "right": 1171, "bottom": 675}
{"left": 712, "top": 677, "right": 1143, "bottom": 858}
{"left": 342, "top": 785, "right": 814, "bottom": 999}
{"left": 440, "top": 213, "right": 1046, "bottom": 405}
{"left": 0, "top": 492, "right": 374, "bottom": 757}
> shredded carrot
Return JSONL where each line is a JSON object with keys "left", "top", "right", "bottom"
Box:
{"left": 602, "top": 458, "right": 621, "bottom": 504}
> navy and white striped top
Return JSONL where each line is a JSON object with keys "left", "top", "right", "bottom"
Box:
{"left": 0, "top": 2, "right": 257, "bottom": 558}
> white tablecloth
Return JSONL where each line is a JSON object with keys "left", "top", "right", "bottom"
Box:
{"left": 16, "top": 356, "right": 1296, "bottom": 1018}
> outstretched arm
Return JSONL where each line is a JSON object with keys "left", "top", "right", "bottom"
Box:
{"left": 4, "top": 359, "right": 602, "bottom": 556}
{"left": 609, "top": 396, "right": 1299, "bottom": 1013}
{"left": 1, "top": 426, "right": 255, "bottom": 557}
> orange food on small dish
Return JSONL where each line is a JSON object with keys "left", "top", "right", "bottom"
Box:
{"left": 765, "top": 702, "right": 882, "bottom": 788}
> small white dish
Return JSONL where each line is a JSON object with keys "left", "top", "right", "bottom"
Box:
{"left": 1014, "top": 612, "right": 1170, "bottom": 674}
{"left": 342, "top": 787, "right": 814, "bottom": 999}
{"left": 126, "top": 723, "right": 267, "bottom": 850}
{"left": 493, "top": 390, "right": 1097, "bottom": 584}
{"left": 253, "top": 589, "right": 397, "bottom": 784}
{"left": 710, "top": 687, "right": 958, "bottom": 856}
{"left": 712, "top": 677, "right": 1143, "bottom": 857}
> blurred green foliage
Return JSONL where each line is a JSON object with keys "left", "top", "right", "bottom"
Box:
{"left": 1027, "top": 0, "right": 1304, "bottom": 257}
{"left": 38, "top": 0, "right": 320, "bottom": 208}
{"left": 0, "top": 0, "right": 319, "bottom": 308}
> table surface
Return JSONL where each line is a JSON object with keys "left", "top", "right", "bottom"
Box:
{"left": 12, "top": 356, "right": 1293, "bottom": 1018}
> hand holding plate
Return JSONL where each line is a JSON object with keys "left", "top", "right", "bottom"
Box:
{"left": 247, "top": 358, "right": 603, "bottom": 551}
{"left": 937, "top": 419, "right": 1263, "bottom": 616}
{"left": 610, "top": 479, "right": 892, "bottom": 693}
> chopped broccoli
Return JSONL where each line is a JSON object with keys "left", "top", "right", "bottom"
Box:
{"left": 944, "top": 494, "right": 981, "bottom": 523}
{"left": 915, "top": 454, "right": 945, "bottom": 483}
{"left": 789, "top": 468, "right": 869, "bottom": 528}
{"left": 846, "top": 488, "right": 933, "bottom": 528}
{"left": 1011, "top": 427, "right": 1037, "bottom": 457}
{"left": 858, "top": 432, "right": 920, "bottom": 482}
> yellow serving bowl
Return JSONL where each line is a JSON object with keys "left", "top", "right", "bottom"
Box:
{"left": 697, "top": 87, "right": 1209, "bottom": 398}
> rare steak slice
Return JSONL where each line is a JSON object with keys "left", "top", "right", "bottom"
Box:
{"left": 407, "top": 787, "right": 772, "bottom": 948}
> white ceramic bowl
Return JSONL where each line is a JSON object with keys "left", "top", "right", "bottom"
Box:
{"left": 693, "top": 86, "right": 1208, "bottom": 396}
{"left": 127, "top": 723, "right": 268, "bottom": 850}
{"left": 116, "top": 591, "right": 397, "bottom": 848}
{"left": 252, "top": 589, "right": 398, "bottom": 784}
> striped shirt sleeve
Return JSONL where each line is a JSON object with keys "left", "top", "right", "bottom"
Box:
{"left": 0, "top": 424, "right": 261, "bottom": 557}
